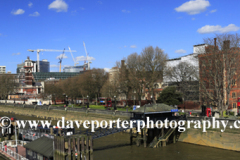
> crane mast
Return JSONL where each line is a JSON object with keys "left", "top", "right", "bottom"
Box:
{"left": 28, "top": 49, "right": 76, "bottom": 72}
{"left": 83, "top": 41, "right": 91, "bottom": 70}
{"left": 68, "top": 46, "right": 79, "bottom": 66}
{"left": 59, "top": 48, "right": 65, "bottom": 72}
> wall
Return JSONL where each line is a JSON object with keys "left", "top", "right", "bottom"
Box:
{"left": 178, "top": 129, "right": 240, "bottom": 151}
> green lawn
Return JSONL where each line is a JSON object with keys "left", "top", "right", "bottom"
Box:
{"left": 51, "top": 104, "right": 133, "bottom": 111}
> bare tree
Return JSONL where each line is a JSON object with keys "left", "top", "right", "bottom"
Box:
{"left": 199, "top": 33, "right": 240, "bottom": 115}
{"left": 141, "top": 46, "right": 168, "bottom": 104}
{"left": 0, "top": 74, "right": 16, "bottom": 103}
{"left": 164, "top": 61, "right": 199, "bottom": 104}
{"left": 126, "top": 53, "right": 146, "bottom": 106}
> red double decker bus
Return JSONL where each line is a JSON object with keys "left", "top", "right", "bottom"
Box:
{"left": 98, "top": 97, "right": 112, "bottom": 108}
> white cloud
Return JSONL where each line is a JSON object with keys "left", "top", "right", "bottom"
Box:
{"left": 28, "top": 2, "right": 33, "bottom": 8}
{"left": 197, "top": 24, "right": 240, "bottom": 34}
{"left": 48, "top": 0, "right": 68, "bottom": 12}
{"left": 175, "top": 0, "right": 210, "bottom": 15}
{"left": 175, "top": 49, "right": 186, "bottom": 54}
{"left": 56, "top": 54, "right": 68, "bottom": 59}
{"left": 104, "top": 68, "right": 110, "bottom": 72}
{"left": 124, "top": 45, "right": 127, "bottom": 48}
{"left": 0, "top": 33, "right": 2, "bottom": 36}
{"left": 80, "top": 7, "right": 85, "bottom": 10}
{"left": 75, "top": 56, "right": 95, "bottom": 62}
{"left": 50, "top": 64, "right": 58, "bottom": 68}
{"left": 210, "top": 9, "right": 217, "bottom": 13}
{"left": 97, "top": 1, "right": 102, "bottom": 4}
{"left": 11, "top": 9, "right": 25, "bottom": 15}
{"left": 12, "top": 52, "right": 21, "bottom": 56}
{"left": 122, "top": 9, "right": 130, "bottom": 13}
{"left": 29, "top": 12, "right": 40, "bottom": 17}
{"left": 192, "top": 18, "right": 195, "bottom": 20}
{"left": 130, "top": 45, "right": 137, "bottom": 48}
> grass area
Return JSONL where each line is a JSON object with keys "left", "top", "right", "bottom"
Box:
{"left": 51, "top": 104, "right": 133, "bottom": 111}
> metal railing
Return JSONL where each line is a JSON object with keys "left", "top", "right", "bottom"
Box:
{"left": 0, "top": 141, "right": 28, "bottom": 160}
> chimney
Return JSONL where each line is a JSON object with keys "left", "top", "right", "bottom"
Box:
{"left": 214, "top": 38, "right": 217, "bottom": 48}
{"left": 121, "top": 60, "right": 125, "bottom": 68}
{"left": 223, "top": 40, "right": 230, "bottom": 50}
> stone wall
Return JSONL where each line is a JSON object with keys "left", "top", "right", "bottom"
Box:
{"left": 178, "top": 129, "right": 240, "bottom": 151}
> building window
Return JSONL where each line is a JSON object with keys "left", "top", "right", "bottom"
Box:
{"left": 233, "top": 103, "right": 237, "bottom": 108}
{"left": 28, "top": 150, "right": 32, "bottom": 156}
{"left": 232, "top": 92, "right": 236, "bottom": 98}
{"left": 208, "top": 60, "right": 212, "bottom": 66}
{"left": 232, "top": 79, "right": 236, "bottom": 86}
{"left": 37, "top": 154, "right": 43, "bottom": 160}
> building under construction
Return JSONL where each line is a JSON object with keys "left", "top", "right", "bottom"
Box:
{"left": 63, "top": 63, "right": 89, "bottom": 72}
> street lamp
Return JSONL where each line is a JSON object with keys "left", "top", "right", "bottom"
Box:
{"left": 151, "top": 95, "right": 153, "bottom": 104}
{"left": 87, "top": 95, "right": 89, "bottom": 108}
{"left": 49, "top": 95, "right": 52, "bottom": 105}
{"left": 63, "top": 93, "right": 66, "bottom": 106}
{"left": 114, "top": 95, "right": 116, "bottom": 110}
{"left": 23, "top": 95, "right": 25, "bottom": 104}
{"left": 66, "top": 95, "right": 68, "bottom": 107}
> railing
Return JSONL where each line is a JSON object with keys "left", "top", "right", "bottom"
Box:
{"left": 5, "top": 140, "right": 29, "bottom": 147}
{"left": 0, "top": 141, "right": 28, "bottom": 160}
{"left": 0, "top": 102, "right": 133, "bottom": 117}
{"left": 19, "top": 129, "right": 54, "bottom": 141}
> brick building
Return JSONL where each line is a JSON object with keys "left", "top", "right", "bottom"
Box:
{"left": 198, "top": 39, "right": 240, "bottom": 112}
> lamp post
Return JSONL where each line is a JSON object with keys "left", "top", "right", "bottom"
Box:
{"left": 23, "top": 95, "right": 25, "bottom": 104}
{"left": 87, "top": 95, "right": 89, "bottom": 108}
{"left": 114, "top": 95, "right": 116, "bottom": 110}
{"left": 151, "top": 95, "right": 153, "bottom": 104}
{"left": 66, "top": 95, "right": 68, "bottom": 107}
{"left": 63, "top": 93, "right": 66, "bottom": 106}
{"left": 49, "top": 95, "right": 52, "bottom": 105}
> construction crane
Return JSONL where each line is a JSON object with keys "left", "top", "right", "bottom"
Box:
{"left": 27, "top": 49, "right": 77, "bottom": 72}
{"left": 68, "top": 46, "right": 79, "bottom": 66}
{"left": 83, "top": 41, "right": 92, "bottom": 70}
{"left": 58, "top": 48, "right": 65, "bottom": 72}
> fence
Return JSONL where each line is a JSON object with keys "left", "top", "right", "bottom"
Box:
{"left": 0, "top": 140, "right": 28, "bottom": 160}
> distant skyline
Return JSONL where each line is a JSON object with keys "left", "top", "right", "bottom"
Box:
{"left": 0, "top": 0, "right": 240, "bottom": 73}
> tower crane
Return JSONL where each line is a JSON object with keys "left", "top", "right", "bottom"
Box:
{"left": 68, "top": 46, "right": 79, "bottom": 66}
{"left": 83, "top": 41, "right": 91, "bottom": 70}
{"left": 27, "top": 49, "right": 76, "bottom": 72}
{"left": 58, "top": 48, "right": 65, "bottom": 72}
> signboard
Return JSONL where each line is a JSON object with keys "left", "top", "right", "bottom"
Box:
{"left": 171, "top": 109, "right": 178, "bottom": 112}
{"left": 100, "top": 101, "right": 105, "bottom": 103}
{"left": 133, "top": 105, "right": 136, "bottom": 110}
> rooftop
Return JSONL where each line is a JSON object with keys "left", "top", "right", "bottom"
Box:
{"left": 132, "top": 103, "right": 177, "bottom": 114}
{"left": 24, "top": 136, "right": 53, "bottom": 158}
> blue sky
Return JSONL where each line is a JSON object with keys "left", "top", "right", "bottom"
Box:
{"left": 0, "top": 0, "right": 240, "bottom": 73}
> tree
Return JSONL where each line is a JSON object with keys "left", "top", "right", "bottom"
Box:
{"left": 126, "top": 53, "right": 145, "bottom": 106}
{"left": 101, "top": 70, "right": 119, "bottom": 99}
{"left": 141, "top": 46, "right": 168, "bottom": 104}
{"left": 157, "top": 86, "right": 182, "bottom": 105}
{"left": 0, "top": 74, "right": 16, "bottom": 103}
{"left": 199, "top": 33, "right": 240, "bottom": 115}
{"left": 164, "top": 61, "right": 199, "bottom": 103}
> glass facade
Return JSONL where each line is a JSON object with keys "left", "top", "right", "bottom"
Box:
{"left": 33, "top": 72, "right": 81, "bottom": 81}
{"left": 16, "top": 62, "right": 24, "bottom": 73}
{"left": 63, "top": 64, "right": 88, "bottom": 72}
{"left": 39, "top": 61, "right": 50, "bottom": 73}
